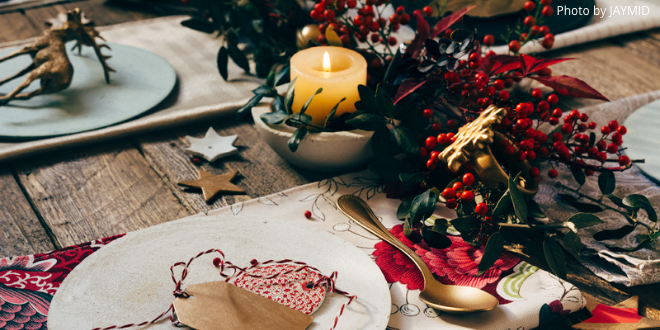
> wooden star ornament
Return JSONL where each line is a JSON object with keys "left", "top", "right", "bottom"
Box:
{"left": 178, "top": 169, "right": 245, "bottom": 202}
{"left": 573, "top": 296, "right": 660, "bottom": 330}
{"left": 185, "top": 127, "right": 238, "bottom": 162}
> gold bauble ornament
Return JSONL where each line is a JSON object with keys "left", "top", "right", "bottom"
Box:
{"left": 296, "top": 24, "right": 321, "bottom": 49}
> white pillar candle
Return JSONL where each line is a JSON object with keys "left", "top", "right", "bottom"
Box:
{"left": 290, "top": 46, "right": 367, "bottom": 126}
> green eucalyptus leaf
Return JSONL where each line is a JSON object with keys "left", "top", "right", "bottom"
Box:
{"left": 252, "top": 85, "right": 277, "bottom": 96}
{"left": 397, "top": 196, "right": 414, "bottom": 220}
{"left": 226, "top": 33, "right": 250, "bottom": 74}
{"left": 403, "top": 218, "right": 413, "bottom": 236}
{"left": 567, "top": 213, "right": 604, "bottom": 229}
{"left": 260, "top": 111, "right": 288, "bottom": 125}
{"left": 375, "top": 84, "right": 395, "bottom": 117}
{"left": 287, "top": 126, "right": 308, "bottom": 152}
{"left": 181, "top": 17, "right": 216, "bottom": 34}
{"left": 451, "top": 215, "right": 477, "bottom": 234}
{"left": 588, "top": 132, "right": 596, "bottom": 147}
{"left": 300, "top": 88, "right": 323, "bottom": 115}
{"left": 217, "top": 46, "right": 229, "bottom": 81}
{"left": 275, "top": 65, "right": 290, "bottom": 86}
{"left": 325, "top": 98, "right": 346, "bottom": 127}
{"left": 527, "top": 200, "right": 546, "bottom": 219}
{"left": 593, "top": 225, "right": 635, "bottom": 241}
{"left": 509, "top": 173, "right": 527, "bottom": 222}
{"left": 570, "top": 166, "right": 586, "bottom": 186}
{"left": 346, "top": 113, "right": 388, "bottom": 131}
{"left": 422, "top": 228, "right": 452, "bottom": 249}
{"left": 392, "top": 127, "right": 419, "bottom": 154}
{"left": 355, "top": 85, "right": 378, "bottom": 113}
{"left": 605, "top": 194, "right": 632, "bottom": 210}
{"left": 411, "top": 189, "right": 437, "bottom": 224}
{"left": 598, "top": 172, "right": 616, "bottom": 195}
{"left": 492, "top": 191, "right": 511, "bottom": 216}
{"left": 235, "top": 94, "right": 264, "bottom": 119}
{"left": 564, "top": 231, "right": 584, "bottom": 255}
{"left": 478, "top": 232, "right": 504, "bottom": 276}
{"left": 399, "top": 172, "right": 425, "bottom": 185}
{"left": 432, "top": 218, "right": 450, "bottom": 234}
{"left": 623, "top": 194, "right": 657, "bottom": 222}
{"left": 284, "top": 78, "right": 297, "bottom": 115}
{"left": 543, "top": 238, "right": 567, "bottom": 279}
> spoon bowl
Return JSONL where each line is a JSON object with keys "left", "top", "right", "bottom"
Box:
{"left": 337, "top": 195, "right": 499, "bottom": 314}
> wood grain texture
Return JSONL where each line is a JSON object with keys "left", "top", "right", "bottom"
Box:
{"left": 0, "top": 166, "right": 54, "bottom": 258}
{"left": 0, "top": 11, "right": 41, "bottom": 43}
{"left": 13, "top": 140, "right": 191, "bottom": 248}
{"left": 135, "top": 119, "right": 312, "bottom": 214}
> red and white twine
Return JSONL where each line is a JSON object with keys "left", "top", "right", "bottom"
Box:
{"left": 91, "top": 248, "right": 356, "bottom": 330}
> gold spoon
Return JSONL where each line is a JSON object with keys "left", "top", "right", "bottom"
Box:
{"left": 337, "top": 195, "right": 499, "bottom": 314}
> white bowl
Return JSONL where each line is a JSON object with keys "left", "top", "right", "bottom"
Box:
{"left": 252, "top": 105, "right": 374, "bottom": 172}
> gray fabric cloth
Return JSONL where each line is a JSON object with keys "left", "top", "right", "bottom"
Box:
{"left": 535, "top": 90, "right": 660, "bottom": 286}
{"left": 0, "top": 16, "right": 262, "bottom": 162}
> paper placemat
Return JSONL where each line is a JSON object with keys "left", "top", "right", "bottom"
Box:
{"left": 492, "top": 0, "right": 660, "bottom": 54}
{"left": 0, "top": 171, "right": 586, "bottom": 330}
{"left": 0, "top": 16, "right": 261, "bottom": 162}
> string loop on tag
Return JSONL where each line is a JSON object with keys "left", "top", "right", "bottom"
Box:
{"left": 90, "top": 248, "right": 356, "bottom": 330}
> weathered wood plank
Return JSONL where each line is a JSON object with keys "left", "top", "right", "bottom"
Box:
{"left": 0, "top": 11, "right": 41, "bottom": 43}
{"left": 22, "top": 0, "right": 158, "bottom": 31}
{"left": 0, "top": 166, "right": 54, "bottom": 258}
{"left": 13, "top": 140, "right": 191, "bottom": 247}
{"left": 135, "top": 120, "right": 312, "bottom": 214}
{"left": 548, "top": 40, "right": 660, "bottom": 101}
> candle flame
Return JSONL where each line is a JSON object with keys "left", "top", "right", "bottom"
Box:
{"left": 323, "top": 52, "right": 331, "bottom": 72}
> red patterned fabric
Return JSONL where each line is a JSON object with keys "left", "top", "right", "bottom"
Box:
{"left": 233, "top": 264, "right": 327, "bottom": 315}
{"left": 0, "top": 235, "right": 124, "bottom": 330}
{"left": 373, "top": 225, "right": 519, "bottom": 304}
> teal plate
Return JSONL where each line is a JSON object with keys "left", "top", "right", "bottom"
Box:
{"left": 0, "top": 42, "right": 176, "bottom": 138}
{"left": 623, "top": 99, "right": 660, "bottom": 184}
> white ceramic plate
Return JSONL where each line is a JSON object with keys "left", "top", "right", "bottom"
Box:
{"left": 0, "top": 42, "right": 176, "bottom": 138}
{"left": 48, "top": 216, "right": 390, "bottom": 330}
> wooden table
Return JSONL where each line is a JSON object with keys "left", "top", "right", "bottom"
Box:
{"left": 1, "top": 1, "right": 660, "bottom": 328}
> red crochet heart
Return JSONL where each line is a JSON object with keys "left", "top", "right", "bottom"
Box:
{"left": 233, "top": 264, "right": 327, "bottom": 315}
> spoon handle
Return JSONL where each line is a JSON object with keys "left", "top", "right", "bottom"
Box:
{"left": 337, "top": 195, "right": 435, "bottom": 282}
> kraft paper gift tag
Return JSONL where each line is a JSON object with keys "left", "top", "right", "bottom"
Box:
{"left": 172, "top": 281, "right": 313, "bottom": 330}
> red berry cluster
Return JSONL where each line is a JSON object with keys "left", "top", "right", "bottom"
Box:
{"left": 310, "top": 0, "right": 422, "bottom": 60}
{"left": 482, "top": 0, "right": 555, "bottom": 53}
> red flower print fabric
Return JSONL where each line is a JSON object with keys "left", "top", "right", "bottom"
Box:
{"left": 373, "top": 224, "right": 520, "bottom": 304}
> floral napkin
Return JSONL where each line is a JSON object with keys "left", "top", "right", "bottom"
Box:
{"left": 0, "top": 172, "right": 586, "bottom": 330}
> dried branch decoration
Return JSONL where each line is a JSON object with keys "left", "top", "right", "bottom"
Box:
{"left": 0, "top": 8, "right": 115, "bottom": 105}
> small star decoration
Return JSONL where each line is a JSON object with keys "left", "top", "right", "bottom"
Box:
{"left": 573, "top": 296, "right": 660, "bottom": 329}
{"left": 185, "top": 127, "right": 238, "bottom": 162}
{"left": 178, "top": 169, "right": 245, "bottom": 202}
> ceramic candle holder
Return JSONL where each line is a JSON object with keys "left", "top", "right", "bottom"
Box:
{"left": 251, "top": 105, "right": 374, "bottom": 172}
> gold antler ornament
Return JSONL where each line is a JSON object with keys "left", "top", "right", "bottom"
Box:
{"left": 439, "top": 104, "right": 539, "bottom": 196}
{"left": 0, "top": 9, "right": 114, "bottom": 106}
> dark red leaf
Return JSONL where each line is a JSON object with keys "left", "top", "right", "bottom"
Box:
{"left": 481, "top": 55, "right": 521, "bottom": 76}
{"left": 430, "top": 5, "right": 477, "bottom": 38}
{"left": 406, "top": 11, "right": 430, "bottom": 59}
{"left": 529, "top": 58, "right": 574, "bottom": 74}
{"left": 519, "top": 54, "right": 536, "bottom": 75}
{"left": 394, "top": 79, "right": 427, "bottom": 104}
{"left": 531, "top": 75, "right": 609, "bottom": 101}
